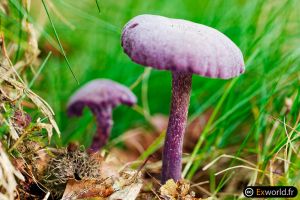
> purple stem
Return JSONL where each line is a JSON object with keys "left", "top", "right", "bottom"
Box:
{"left": 162, "top": 71, "right": 192, "bottom": 183}
{"left": 89, "top": 106, "right": 113, "bottom": 152}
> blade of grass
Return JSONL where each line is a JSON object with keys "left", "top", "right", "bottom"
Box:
{"left": 58, "top": 0, "right": 119, "bottom": 33}
{"left": 138, "top": 131, "right": 165, "bottom": 160}
{"left": 15, "top": 51, "right": 52, "bottom": 106}
{"left": 96, "top": 0, "right": 101, "bottom": 13}
{"left": 142, "top": 68, "right": 152, "bottom": 121}
{"left": 41, "top": 0, "right": 79, "bottom": 84}
{"left": 13, "top": 1, "right": 23, "bottom": 63}
{"left": 214, "top": 63, "right": 290, "bottom": 192}
{"left": 28, "top": 51, "right": 52, "bottom": 88}
{"left": 183, "top": 79, "right": 237, "bottom": 179}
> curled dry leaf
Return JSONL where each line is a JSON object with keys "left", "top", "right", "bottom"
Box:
{"left": 27, "top": 90, "right": 61, "bottom": 138}
{"left": 159, "top": 179, "right": 202, "bottom": 200}
{"left": 62, "top": 179, "right": 114, "bottom": 200}
{"left": 36, "top": 121, "right": 54, "bottom": 142}
{"left": 159, "top": 179, "right": 178, "bottom": 198}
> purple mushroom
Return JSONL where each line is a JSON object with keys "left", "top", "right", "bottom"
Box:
{"left": 121, "top": 14, "right": 245, "bottom": 183}
{"left": 67, "top": 79, "right": 137, "bottom": 152}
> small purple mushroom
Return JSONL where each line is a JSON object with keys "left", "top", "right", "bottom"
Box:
{"left": 67, "top": 79, "right": 137, "bottom": 152}
{"left": 121, "top": 14, "right": 245, "bottom": 183}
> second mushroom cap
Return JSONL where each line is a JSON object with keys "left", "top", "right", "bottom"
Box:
{"left": 67, "top": 79, "right": 137, "bottom": 152}
{"left": 67, "top": 79, "right": 137, "bottom": 117}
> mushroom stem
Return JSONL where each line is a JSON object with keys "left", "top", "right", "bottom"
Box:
{"left": 89, "top": 106, "right": 113, "bottom": 152}
{"left": 162, "top": 72, "right": 192, "bottom": 183}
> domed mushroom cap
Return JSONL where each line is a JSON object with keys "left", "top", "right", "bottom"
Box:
{"left": 67, "top": 79, "right": 137, "bottom": 116}
{"left": 121, "top": 14, "right": 245, "bottom": 79}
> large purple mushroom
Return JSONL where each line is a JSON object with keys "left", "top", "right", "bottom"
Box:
{"left": 121, "top": 14, "right": 245, "bottom": 183}
{"left": 67, "top": 79, "right": 137, "bottom": 152}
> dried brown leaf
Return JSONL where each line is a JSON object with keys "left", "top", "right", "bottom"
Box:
{"left": 159, "top": 179, "right": 203, "bottom": 200}
{"left": 62, "top": 179, "right": 113, "bottom": 200}
{"left": 159, "top": 179, "right": 178, "bottom": 199}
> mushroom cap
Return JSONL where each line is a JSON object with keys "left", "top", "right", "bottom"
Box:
{"left": 67, "top": 79, "right": 137, "bottom": 117}
{"left": 121, "top": 14, "right": 245, "bottom": 79}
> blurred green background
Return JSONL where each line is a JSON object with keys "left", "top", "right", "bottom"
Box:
{"left": 2, "top": 0, "right": 300, "bottom": 186}
{"left": 35, "top": 0, "right": 300, "bottom": 146}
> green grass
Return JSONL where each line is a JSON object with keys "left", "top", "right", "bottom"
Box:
{"left": 2, "top": 0, "right": 300, "bottom": 197}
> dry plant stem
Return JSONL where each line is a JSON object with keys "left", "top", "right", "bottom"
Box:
{"left": 89, "top": 107, "right": 112, "bottom": 152}
{"left": 162, "top": 72, "right": 192, "bottom": 183}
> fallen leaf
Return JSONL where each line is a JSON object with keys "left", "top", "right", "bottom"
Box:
{"left": 62, "top": 179, "right": 113, "bottom": 199}
{"left": 159, "top": 179, "right": 178, "bottom": 199}
{"left": 159, "top": 179, "right": 203, "bottom": 200}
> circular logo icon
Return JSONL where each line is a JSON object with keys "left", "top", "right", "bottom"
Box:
{"left": 244, "top": 187, "right": 254, "bottom": 197}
